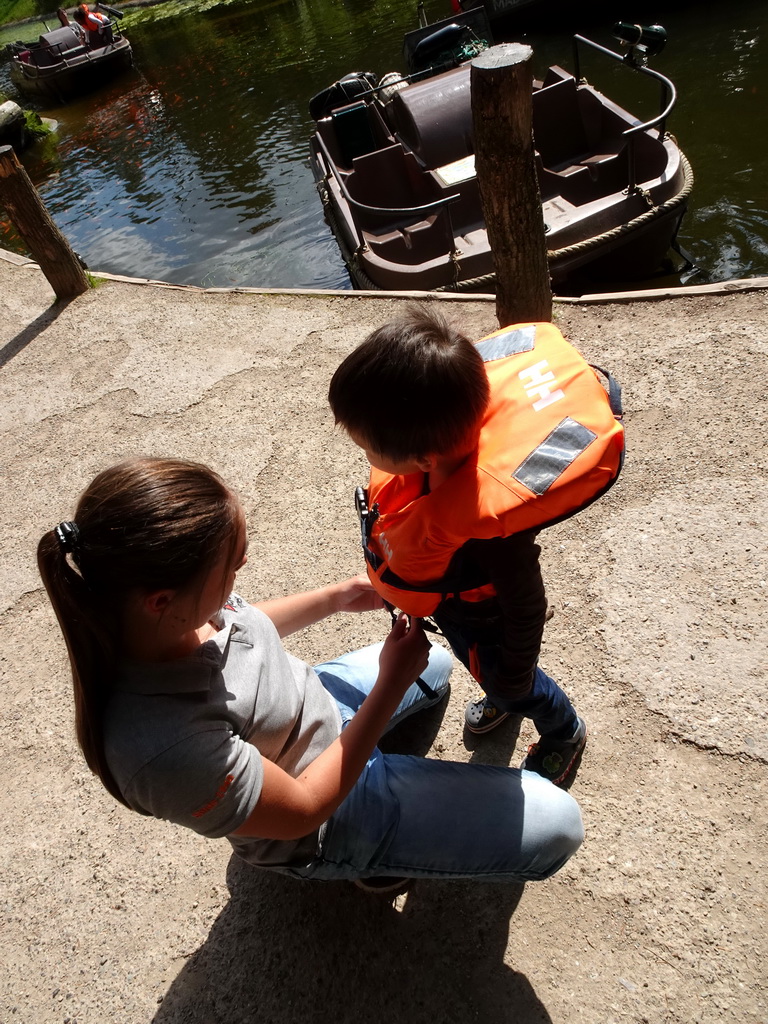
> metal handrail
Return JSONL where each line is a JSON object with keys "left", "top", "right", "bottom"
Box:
{"left": 313, "top": 130, "right": 461, "bottom": 220}
{"left": 572, "top": 34, "right": 678, "bottom": 193}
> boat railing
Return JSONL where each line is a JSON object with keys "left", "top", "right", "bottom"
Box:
{"left": 26, "top": 43, "right": 109, "bottom": 73}
{"left": 313, "top": 130, "right": 462, "bottom": 223}
{"left": 572, "top": 34, "right": 677, "bottom": 194}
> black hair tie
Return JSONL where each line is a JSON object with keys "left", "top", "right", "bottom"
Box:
{"left": 54, "top": 521, "right": 81, "bottom": 554}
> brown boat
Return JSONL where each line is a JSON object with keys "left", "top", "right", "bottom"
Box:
{"left": 308, "top": 15, "right": 693, "bottom": 293}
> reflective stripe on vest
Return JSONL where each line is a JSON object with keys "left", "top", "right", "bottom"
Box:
{"left": 476, "top": 324, "right": 536, "bottom": 360}
{"left": 513, "top": 416, "right": 598, "bottom": 496}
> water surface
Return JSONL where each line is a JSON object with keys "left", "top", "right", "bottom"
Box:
{"left": 1, "top": 0, "right": 765, "bottom": 290}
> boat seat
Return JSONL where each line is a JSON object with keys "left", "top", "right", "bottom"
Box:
{"left": 347, "top": 143, "right": 457, "bottom": 265}
{"left": 348, "top": 144, "right": 440, "bottom": 215}
{"left": 364, "top": 210, "right": 457, "bottom": 267}
{"left": 539, "top": 147, "right": 631, "bottom": 205}
{"left": 37, "top": 43, "right": 89, "bottom": 64}
{"left": 532, "top": 76, "right": 591, "bottom": 168}
{"left": 31, "top": 47, "right": 65, "bottom": 67}
{"left": 331, "top": 103, "right": 379, "bottom": 166}
{"left": 94, "top": 22, "right": 114, "bottom": 46}
{"left": 533, "top": 77, "right": 637, "bottom": 202}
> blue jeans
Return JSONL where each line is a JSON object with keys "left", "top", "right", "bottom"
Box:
{"left": 284, "top": 641, "right": 583, "bottom": 882}
{"left": 433, "top": 612, "right": 579, "bottom": 741}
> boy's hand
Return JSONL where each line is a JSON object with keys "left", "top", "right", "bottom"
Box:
{"left": 378, "top": 613, "right": 430, "bottom": 686}
{"left": 333, "top": 574, "right": 385, "bottom": 614}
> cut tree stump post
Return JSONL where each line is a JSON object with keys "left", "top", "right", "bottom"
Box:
{"left": 0, "top": 144, "right": 89, "bottom": 299}
{"left": 471, "top": 43, "right": 552, "bottom": 326}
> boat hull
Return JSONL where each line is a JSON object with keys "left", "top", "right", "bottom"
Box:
{"left": 314, "top": 154, "right": 692, "bottom": 292}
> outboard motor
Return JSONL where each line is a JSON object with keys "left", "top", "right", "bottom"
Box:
{"left": 612, "top": 23, "right": 667, "bottom": 67}
{"left": 309, "top": 72, "right": 378, "bottom": 121}
{"left": 410, "top": 23, "right": 467, "bottom": 73}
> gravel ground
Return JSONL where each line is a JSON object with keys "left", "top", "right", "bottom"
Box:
{"left": 1, "top": 253, "right": 766, "bottom": 1024}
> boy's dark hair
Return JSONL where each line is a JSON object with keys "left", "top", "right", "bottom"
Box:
{"left": 328, "top": 304, "right": 490, "bottom": 461}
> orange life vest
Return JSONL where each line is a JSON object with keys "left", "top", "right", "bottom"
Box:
{"left": 80, "top": 6, "right": 108, "bottom": 31}
{"left": 356, "top": 321, "right": 625, "bottom": 617}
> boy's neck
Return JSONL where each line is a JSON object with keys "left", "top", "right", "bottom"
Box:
{"left": 426, "top": 449, "right": 474, "bottom": 490}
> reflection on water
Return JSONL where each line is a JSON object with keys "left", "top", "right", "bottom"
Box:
{"left": 0, "top": 0, "right": 765, "bottom": 290}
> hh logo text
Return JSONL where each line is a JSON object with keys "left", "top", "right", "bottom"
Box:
{"left": 518, "top": 360, "right": 565, "bottom": 411}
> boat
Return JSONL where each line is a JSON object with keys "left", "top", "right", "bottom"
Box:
{"left": 7, "top": 5, "right": 133, "bottom": 103}
{"left": 308, "top": 14, "right": 693, "bottom": 293}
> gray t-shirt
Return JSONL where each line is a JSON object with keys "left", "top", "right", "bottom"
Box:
{"left": 104, "top": 594, "right": 342, "bottom": 866}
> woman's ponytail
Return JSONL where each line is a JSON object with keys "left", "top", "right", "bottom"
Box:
{"left": 38, "top": 458, "right": 241, "bottom": 806}
{"left": 38, "top": 526, "right": 128, "bottom": 804}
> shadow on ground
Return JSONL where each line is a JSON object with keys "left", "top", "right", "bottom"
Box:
{"left": 152, "top": 700, "right": 550, "bottom": 1024}
{"left": 0, "top": 302, "right": 68, "bottom": 368}
{"left": 152, "top": 859, "right": 550, "bottom": 1024}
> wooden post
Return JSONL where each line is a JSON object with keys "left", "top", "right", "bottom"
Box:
{"left": 471, "top": 44, "right": 552, "bottom": 326}
{"left": 0, "top": 145, "right": 89, "bottom": 299}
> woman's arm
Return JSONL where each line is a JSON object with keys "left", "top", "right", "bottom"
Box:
{"left": 254, "top": 574, "right": 383, "bottom": 637}
{"left": 230, "top": 613, "right": 430, "bottom": 840}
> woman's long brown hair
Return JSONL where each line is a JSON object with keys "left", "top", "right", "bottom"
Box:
{"left": 37, "top": 458, "right": 242, "bottom": 805}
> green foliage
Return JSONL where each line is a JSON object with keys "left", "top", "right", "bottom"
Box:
{"left": 118, "top": 0, "right": 262, "bottom": 29}
{"left": 23, "top": 108, "right": 52, "bottom": 139}
{"left": 0, "top": 5, "right": 52, "bottom": 48}
{"left": 0, "top": 0, "right": 50, "bottom": 25}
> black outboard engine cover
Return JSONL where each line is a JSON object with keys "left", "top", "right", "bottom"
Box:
{"left": 411, "top": 24, "right": 465, "bottom": 72}
{"left": 309, "top": 72, "right": 378, "bottom": 121}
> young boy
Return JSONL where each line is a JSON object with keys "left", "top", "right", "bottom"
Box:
{"left": 328, "top": 304, "right": 606, "bottom": 786}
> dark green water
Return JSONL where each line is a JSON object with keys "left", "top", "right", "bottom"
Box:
{"left": 0, "top": 0, "right": 765, "bottom": 289}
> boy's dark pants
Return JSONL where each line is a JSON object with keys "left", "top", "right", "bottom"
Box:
{"left": 433, "top": 611, "right": 580, "bottom": 741}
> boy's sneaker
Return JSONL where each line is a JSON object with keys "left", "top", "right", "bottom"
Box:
{"left": 465, "top": 694, "right": 510, "bottom": 734}
{"left": 353, "top": 876, "right": 411, "bottom": 895}
{"left": 521, "top": 717, "right": 587, "bottom": 786}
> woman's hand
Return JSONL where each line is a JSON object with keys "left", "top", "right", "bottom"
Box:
{"left": 232, "top": 612, "right": 432, "bottom": 842}
{"left": 332, "top": 574, "right": 385, "bottom": 615}
{"left": 378, "top": 613, "right": 430, "bottom": 687}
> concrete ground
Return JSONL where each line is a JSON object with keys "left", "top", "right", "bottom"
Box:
{"left": 1, "top": 251, "right": 766, "bottom": 1024}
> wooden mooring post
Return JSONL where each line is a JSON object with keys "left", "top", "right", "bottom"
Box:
{"left": 0, "top": 145, "right": 89, "bottom": 299}
{"left": 471, "top": 44, "right": 552, "bottom": 326}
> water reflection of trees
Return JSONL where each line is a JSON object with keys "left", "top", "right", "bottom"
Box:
{"left": 1, "top": 0, "right": 443, "bottom": 277}
{"left": 127, "top": 0, "right": 431, "bottom": 222}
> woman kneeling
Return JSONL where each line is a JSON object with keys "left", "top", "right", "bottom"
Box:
{"left": 38, "top": 458, "right": 583, "bottom": 888}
